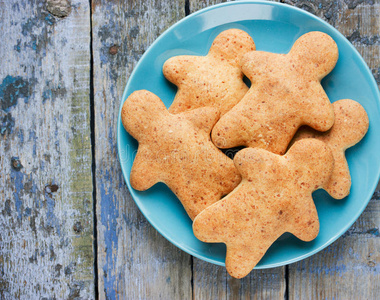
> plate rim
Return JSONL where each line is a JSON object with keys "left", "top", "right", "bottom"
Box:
{"left": 117, "top": 0, "right": 380, "bottom": 269}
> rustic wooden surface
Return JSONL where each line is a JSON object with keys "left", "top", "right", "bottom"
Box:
{"left": 92, "top": 1, "right": 192, "bottom": 299}
{"left": 0, "top": 0, "right": 379, "bottom": 299}
{"left": 0, "top": 0, "right": 94, "bottom": 299}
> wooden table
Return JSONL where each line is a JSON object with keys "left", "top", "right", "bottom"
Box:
{"left": 1, "top": 0, "right": 379, "bottom": 299}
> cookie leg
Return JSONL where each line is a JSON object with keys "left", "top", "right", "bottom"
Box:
{"left": 287, "top": 199, "right": 319, "bottom": 242}
{"left": 225, "top": 237, "right": 278, "bottom": 279}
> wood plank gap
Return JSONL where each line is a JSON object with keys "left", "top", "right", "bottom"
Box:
{"left": 89, "top": 0, "right": 99, "bottom": 298}
{"left": 185, "top": 0, "right": 190, "bottom": 15}
{"left": 285, "top": 265, "right": 289, "bottom": 300}
{"left": 191, "top": 257, "right": 195, "bottom": 300}
{"left": 185, "top": 2, "right": 192, "bottom": 300}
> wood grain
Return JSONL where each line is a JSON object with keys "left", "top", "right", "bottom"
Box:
{"left": 91, "top": 1, "right": 192, "bottom": 299}
{"left": 0, "top": 0, "right": 94, "bottom": 299}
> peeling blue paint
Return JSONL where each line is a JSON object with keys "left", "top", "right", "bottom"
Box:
{"left": 18, "top": 128, "right": 24, "bottom": 144}
{"left": 19, "top": 11, "right": 54, "bottom": 55}
{"left": 34, "top": 181, "right": 42, "bottom": 209}
{"left": 42, "top": 89, "right": 52, "bottom": 103}
{"left": 100, "top": 169, "right": 119, "bottom": 298}
{"left": 22, "top": 17, "right": 37, "bottom": 36}
{"left": 10, "top": 168, "right": 25, "bottom": 221}
{"left": 11, "top": 2, "right": 20, "bottom": 12}
{"left": 98, "top": 21, "right": 122, "bottom": 67}
{"left": 366, "top": 228, "right": 379, "bottom": 236}
{"left": 29, "top": 129, "right": 38, "bottom": 156}
{"left": 118, "top": 171, "right": 124, "bottom": 189}
{"left": 54, "top": 117, "right": 59, "bottom": 138}
{"left": 44, "top": 187, "right": 61, "bottom": 235}
{"left": 45, "top": 15, "right": 55, "bottom": 26}
{"left": 55, "top": 140, "right": 60, "bottom": 153}
{"left": 14, "top": 39, "right": 21, "bottom": 52}
{"left": 42, "top": 84, "right": 67, "bottom": 103}
{"left": 0, "top": 75, "right": 31, "bottom": 111}
{"left": 30, "top": 40, "right": 37, "bottom": 51}
{"left": 100, "top": 51, "right": 109, "bottom": 65}
{"left": 24, "top": 207, "right": 32, "bottom": 217}
{"left": 1, "top": 112, "right": 15, "bottom": 135}
{"left": 40, "top": 159, "right": 45, "bottom": 171}
{"left": 108, "top": 126, "right": 116, "bottom": 155}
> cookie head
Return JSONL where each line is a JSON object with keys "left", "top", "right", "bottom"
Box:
{"left": 121, "top": 90, "right": 167, "bottom": 140}
{"left": 289, "top": 31, "right": 339, "bottom": 79}
{"left": 208, "top": 29, "right": 256, "bottom": 66}
{"left": 285, "top": 138, "right": 335, "bottom": 190}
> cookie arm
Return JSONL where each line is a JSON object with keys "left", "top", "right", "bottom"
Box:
{"left": 162, "top": 56, "right": 192, "bottom": 85}
{"left": 130, "top": 148, "right": 161, "bottom": 191}
{"left": 300, "top": 89, "right": 335, "bottom": 132}
{"left": 323, "top": 150, "right": 351, "bottom": 199}
{"left": 192, "top": 199, "right": 229, "bottom": 242}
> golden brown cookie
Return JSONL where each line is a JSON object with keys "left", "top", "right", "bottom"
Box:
{"left": 163, "top": 29, "right": 256, "bottom": 116}
{"left": 212, "top": 31, "right": 338, "bottom": 154}
{"left": 291, "top": 99, "right": 369, "bottom": 199}
{"left": 121, "top": 90, "right": 241, "bottom": 220}
{"left": 193, "top": 139, "right": 334, "bottom": 278}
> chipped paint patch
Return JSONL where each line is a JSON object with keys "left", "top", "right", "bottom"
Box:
{"left": 0, "top": 112, "right": 15, "bottom": 135}
{"left": 0, "top": 76, "right": 31, "bottom": 112}
{"left": 19, "top": 10, "right": 56, "bottom": 54}
{"left": 366, "top": 228, "right": 380, "bottom": 236}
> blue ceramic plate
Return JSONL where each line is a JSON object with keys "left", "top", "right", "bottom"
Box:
{"left": 117, "top": 1, "right": 380, "bottom": 268}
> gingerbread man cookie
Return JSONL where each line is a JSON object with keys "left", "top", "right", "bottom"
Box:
{"left": 193, "top": 139, "right": 334, "bottom": 278}
{"left": 163, "top": 29, "right": 256, "bottom": 116}
{"left": 121, "top": 90, "right": 241, "bottom": 220}
{"left": 291, "top": 99, "right": 369, "bottom": 199}
{"left": 212, "top": 31, "right": 338, "bottom": 154}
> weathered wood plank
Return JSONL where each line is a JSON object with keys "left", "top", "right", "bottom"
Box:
{"left": 193, "top": 263, "right": 286, "bottom": 300}
{"left": 188, "top": 1, "right": 286, "bottom": 298}
{"left": 92, "top": 1, "right": 193, "bottom": 299}
{"left": 0, "top": 0, "right": 94, "bottom": 299}
{"left": 283, "top": 0, "right": 380, "bottom": 299}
